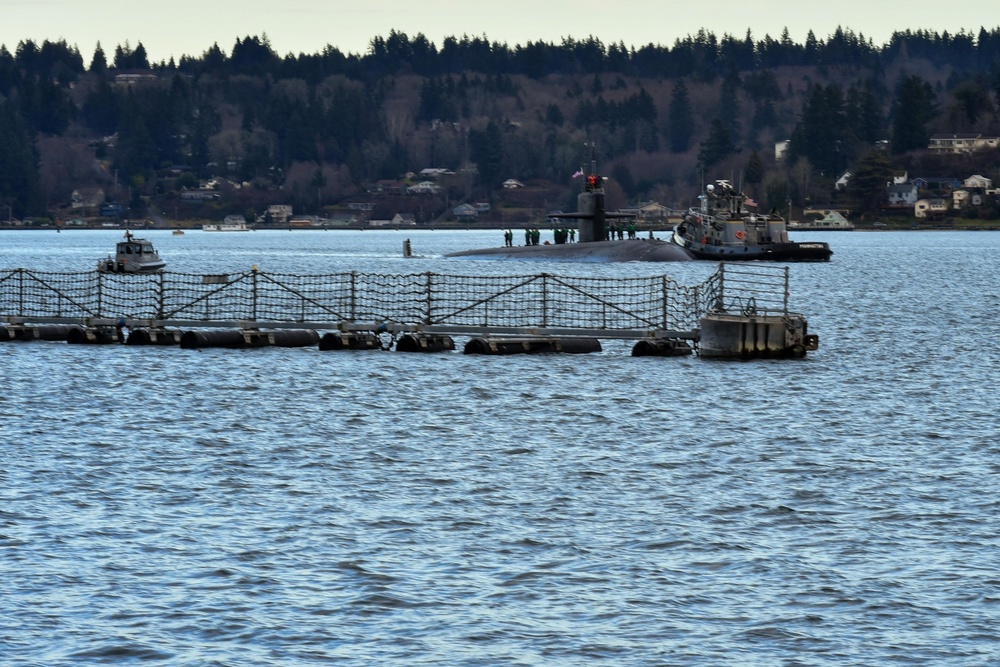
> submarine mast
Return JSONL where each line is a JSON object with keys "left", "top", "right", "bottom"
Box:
{"left": 552, "top": 143, "right": 633, "bottom": 243}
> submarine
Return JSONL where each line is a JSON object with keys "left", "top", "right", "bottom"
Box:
{"left": 445, "top": 152, "right": 694, "bottom": 263}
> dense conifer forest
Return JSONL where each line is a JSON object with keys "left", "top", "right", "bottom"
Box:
{"left": 2, "top": 27, "right": 1000, "bottom": 224}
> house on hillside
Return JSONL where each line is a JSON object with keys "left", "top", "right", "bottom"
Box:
{"left": 928, "top": 134, "right": 1000, "bottom": 153}
{"left": 964, "top": 174, "right": 993, "bottom": 190}
{"left": 774, "top": 140, "right": 790, "bottom": 162}
{"left": 266, "top": 204, "right": 293, "bottom": 224}
{"left": 407, "top": 181, "right": 442, "bottom": 194}
{"left": 452, "top": 203, "right": 478, "bottom": 221}
{"left": 911, "top": 177, "right": 962, "bottom": 191}
{"left": 114, "top": 73, "right": 158, "bottom": 86}
{"left": 619, "top": 201, "right": 670, "bottom": 223}
{"left": 887, "top": 183, "right": 918, "bottom": 207}
{"left": 502, "top": 179, "right": 524, "bottom": 189}
{"left": 180, "top": 190, "right": 219, "bottom": 201}
{"left": 835, "top": 171, "right": 852, "bottom": 191}
{"left": 71, "top": 188, "right": 105, "bottom": 212}
{"left": 952, "top": 189, "right": 985, "bottom": 209}
{"left": 915, "top": 198, "right": 949, "bottom": 218}
{"left": 419, "top": 168, "right": 454, "bottom": 179}
{"left": 368, "top": 180, "right": 407, "bottom": 196}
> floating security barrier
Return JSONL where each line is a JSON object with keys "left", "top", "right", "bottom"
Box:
{"left": 0, "top": 324, "right": 77, "bottom": 342}
{"left": 698, "top": 313, "right": 818, "bottom": 359}
{"left": 395, "top": 333, "right": 455, "bottom": 353}
{"left": 319, "top": 331, "right": 381, "bottom": 351}
{"left": 66, "top": 326, "right": 123, "bottom": 345}
{"left": 126, "top": 328, "right": 183, "bottom": 346}
{"left": 463, "top": 336, "right": 602, "bottom": 355}
{"left": 631, "top": 338, "right": 694, "bottom": 357}
{"left": 180, "top": 329, "right": 320, "bottom": 349}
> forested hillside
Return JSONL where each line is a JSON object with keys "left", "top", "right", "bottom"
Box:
{"left": 2, "top": 27, "right": 1000, "bottom": 223}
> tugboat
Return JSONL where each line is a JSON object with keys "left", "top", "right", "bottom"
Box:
{"left": 97, "top": 230, "right": 167, "bottom": 273}
{"left": 672, "top": 180, "right": 832, "bottom": 261}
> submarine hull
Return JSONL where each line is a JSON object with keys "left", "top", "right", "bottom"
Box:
{"left": 445, "top": 238, "right": 695, "bottom": 262}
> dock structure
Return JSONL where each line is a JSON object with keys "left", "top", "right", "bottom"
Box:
{"left": 0, "top": 264, "right": 817, "bottom": 359}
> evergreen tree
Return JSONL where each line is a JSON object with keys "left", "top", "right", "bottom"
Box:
{"left": 789, "top": 83, "right": 848, "bottom": 176}
{"left": 115, "top": 94, "right": 157, "bottom": 181}
{"left": 0, "top": 99, "right": 42, "bottom": 214}
{"left": 849, "top": 147, "right": 894, "bottom": 212}
{"left": 764, "top": 179, "right": 790, "bottom": 214}
{"left": 697, "top": 118, "right": 735, "bottom": 173}
{"left": 667, "top": 79, "right": 694, "bottom": 153}
{"left": 469, "top": 120, "right": 504, "bottom": 191}
{"left": 112, "top": 41, "right": 150, "bottom": 69}
{"left": 611, "top": 163, "right": 635, "bottom": 197}
{"left": 744, "top": 150, "right": 765, "bottom": 190}
{"left": 90, "top": 42, "right": 107, "bottom": 73}
{"left": 890, "top": 75, "right": 937, "bottom": 154}
{"left": 845, "top": 80, "right": 883, "bottom": 144}
{"left": 545, "top": 103, "right": 564, "bottom": 127}
{"left": 718, "top": 61, "right": 742, "bottom": 143}
{"left": 948, "top": 79, "right": 995, "bottom": 130}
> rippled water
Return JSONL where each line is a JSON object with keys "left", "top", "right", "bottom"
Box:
{"left": 2, "top": 229, "right": 1000, "bottom": 665}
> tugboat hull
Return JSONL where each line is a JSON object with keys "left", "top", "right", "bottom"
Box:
{"left": 672, "top": 232, "right": 831, "bottom": 262}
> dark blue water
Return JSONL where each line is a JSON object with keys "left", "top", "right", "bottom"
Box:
{"left": 2, "top": 229, "right": 1000, "bottom": 665}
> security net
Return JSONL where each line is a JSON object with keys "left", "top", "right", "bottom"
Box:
{"left": 0, "top": 265, "right": 789, "bottom": 332}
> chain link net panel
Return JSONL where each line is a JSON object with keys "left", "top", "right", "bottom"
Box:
{"left": 0, "top": 267, "right": 765, "bottom": 332}
{"left": 0, "top": 270, "right": 102, "bottom": 318}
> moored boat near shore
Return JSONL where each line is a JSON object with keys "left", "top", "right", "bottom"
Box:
{"left": 790, "top": 211, "right": 855, "bottom": 231}
{"left": 203, "top": 215, "right": 250, "bottom": 232}
{"left": 671, "top": 180, "right": 832, "bottom": 262}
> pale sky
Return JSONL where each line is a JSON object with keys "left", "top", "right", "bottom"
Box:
{"left": 2, "top": 0, "right": 998, "bottom": 65}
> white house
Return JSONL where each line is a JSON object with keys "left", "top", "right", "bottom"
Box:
{"left": 267, "top": 204, "right": 293, "bottom": 224}
{"left": 963, "top": 174, "right": 992, "bottom": 189}
{"left": 928, "top": 134, "right": 1000, "bottom": 153}
{"left": 774, "top": 139, "right": 790, "bottom": 162}
{"left": 835, "top": 171, "right": 852, "bottom": 191}
{"left": 502, "top": 179, "right": 524, "bottom": 189}
{"left": 952, "top": 189, "right": 985, "bottom": 209}
{"left": 419, "top": 168, "right": 453, "bottom": 179}
{"left": 407, "top": 181, "right": 442, "bottom": 194}
{"left": 914, "top": 198, "right": 949, "bottom": 218}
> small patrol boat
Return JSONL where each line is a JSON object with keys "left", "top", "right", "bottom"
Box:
{"left": 672, "top": 180, "right": 832, "bottom": 262}
{"left": 97, "top": 230, "right": 167, "bottom": 273}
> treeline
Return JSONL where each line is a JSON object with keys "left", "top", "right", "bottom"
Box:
{"left": 2, "top": 27, "right": 1000, "bottom": 219}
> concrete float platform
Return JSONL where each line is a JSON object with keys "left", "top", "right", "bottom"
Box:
{"left": 699, "top": 312, "right": 818, "bottom": 359}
